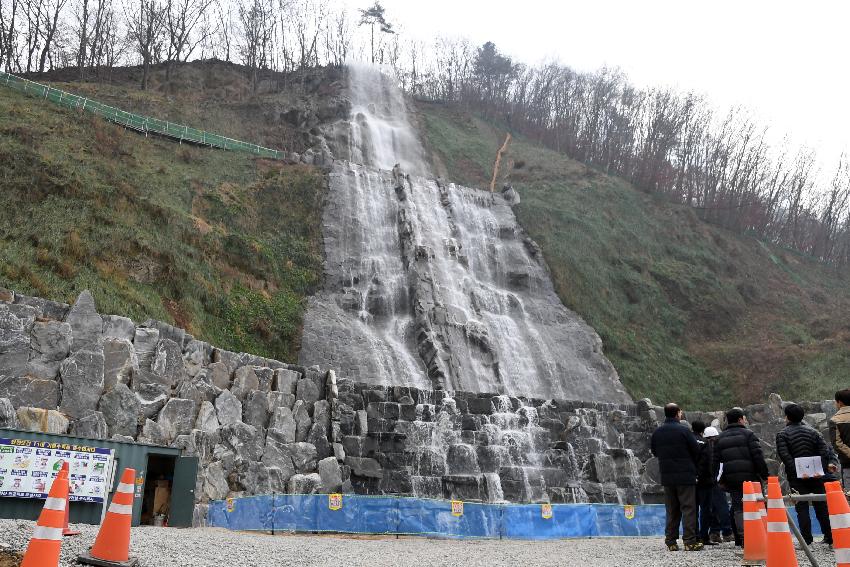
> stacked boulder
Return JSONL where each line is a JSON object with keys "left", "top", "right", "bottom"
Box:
{"left": 0, "top": 288, "right": 838, "bottom": 517}
{"left": 0, "top": 289, "right": 346, "bottom": 523}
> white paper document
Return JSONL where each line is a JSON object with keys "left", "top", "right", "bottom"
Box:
{"left": 795, "top": 456, "right": 825, "bottom": 478}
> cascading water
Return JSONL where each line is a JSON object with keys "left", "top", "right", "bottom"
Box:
{"left": 300, "top": 64, "right": 631, "bottom": 403}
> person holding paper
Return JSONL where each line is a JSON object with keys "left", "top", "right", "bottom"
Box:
{"left": 776, "top": 403, "right": 838, "bottom": 546}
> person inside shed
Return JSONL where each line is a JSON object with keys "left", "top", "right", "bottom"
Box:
{"left": 650, "top": 402, "right": 703, "bottom": 551}
{"left": 776, "top": 403, "right": 837, "bottom": 546}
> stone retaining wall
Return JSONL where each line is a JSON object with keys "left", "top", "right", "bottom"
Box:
{"left": 0, "top": 289, "right": 835, "bottom": 522}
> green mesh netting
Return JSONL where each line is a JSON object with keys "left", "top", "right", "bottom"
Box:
{"left": 0, "top": 71, "right": 283, "bottom": 159}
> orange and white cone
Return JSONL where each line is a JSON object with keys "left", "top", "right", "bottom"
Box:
{"left": 79, "top": 467, "right": 138, "bottom": 566}
{"left": 825, "top": 481, "right": 849, "bottom": 566}
{"left": 765, "top": 476, "right": 798, "bottom": 567}
{"left": 20, "top": 465, "right": 69, "bottom": 567}
{"left": 60, "top": 461, "right": 80, "bottom": 537}
{"left": 742, "top": 481, "right": 768, "bottom": 563}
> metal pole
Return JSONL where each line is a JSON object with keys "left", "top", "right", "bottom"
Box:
{"left": 785, "top": 509, "right": 820, "bottom": 567}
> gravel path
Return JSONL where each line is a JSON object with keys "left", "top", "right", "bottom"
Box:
{"left": 0, "top": 519, "right": 836, "bottom": 566}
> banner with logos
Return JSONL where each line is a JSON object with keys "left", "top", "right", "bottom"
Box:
{"left": 0, "top": 437, "right": 114, "bottom": 503}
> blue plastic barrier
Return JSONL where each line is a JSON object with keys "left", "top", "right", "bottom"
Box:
{"left": 207, "top": 495, "right": 822, "bottom": 540}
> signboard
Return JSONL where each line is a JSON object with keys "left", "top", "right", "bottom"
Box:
{"left": 226, "top": 497, "right": 235, "bottom": 513}
{"left": 624, "top": 505, "right": 635, "bottom": 520}
{"left": 541, "top": 503, "right": 553, "bottom": 520}
{"left": 0, "top": 437, "right": 114, "bottom": 503}
{"left": 451, "top": 500, "right": 464, "bottom": 517}
{"left": 328, "top": 493, "right": 343, "bottom": 511}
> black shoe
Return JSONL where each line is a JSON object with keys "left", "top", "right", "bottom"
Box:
{"left": 722, "top": 534, "right": 735, "bottom": 543}
{"left": 685, "top": 542, "right": 705, "bottom": 551}
{"left": 709, "top": 533, "right": 722, "bottom": 544}
{"left": 667, "top": 544, "right": 679, "bottom": 551}
{"left": 701, "top": 538, "right": 718, "bottom": 546}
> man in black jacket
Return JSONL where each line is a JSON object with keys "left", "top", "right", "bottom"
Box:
{"left": 713, "top": 407, "right": 769, "bottom": 546}
{"left": 651, "top": 403, "right": 703, "bottom": 551}
{"left": 776, "top": 403, "right": 838, "bottom": 545}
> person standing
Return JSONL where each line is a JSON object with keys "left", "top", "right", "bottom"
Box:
{"left": 776, "top": 403, "right": 837, "bottom": 545}
{"left": 829, "top": 389, "right": 850, "bottom": 487}
{"left": 713, "top": 407, "right": 769, "bottom": 547}
{"left": 703, "top": 426, "right": 734, "bottom": 543}
{"left": 651, "top": 403, "right": 703, "bottom": 551}
{"left": 692, "top": 421, "right": 716, "bottom": 546}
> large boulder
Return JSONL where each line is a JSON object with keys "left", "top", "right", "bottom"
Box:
{"left": 102, "top": 315, "right": 136, "bottom": 341}
{"left": 66, "top": 290, "right": 102, "bottom": 352}
{"left": 27, "top": 320, "right": 71, "bottom": 379}
{"left": 16, "top": 407, "right": 68, "bottom": 434}
{"left": 0, "top": 375, "right": 59, "bottom": 409}
{"left": 0, "top": 310, "right": 29, "bottom": 377}
{"left": 0, "top": 397, "right": 18, "bottom": 428}
{"left": 243, "top": 390, "right": 269, "bottom": 430}
{"left": 273, "top": 368, "right": 300, "bottom": 394}
{"left": 318, "top": 457, "right": 342, "bottom": 492}
{"left": 134, "top": 383, "right": 169, "bottom": 419}
{"left": 195, "top": 401, "right": 220, "bottom": 434}
{"left": 157, "top": 398, "right": 198, "bottom": 443}
{"left": 133, "top": 327, "right": 160, "bottom": 369}
{"left": 202, "top": 461, "right": 230, "bottom": 501}
{"left": 98, "top": 383, "right": 140, "bottom": 437}
{"left": 207, "top": 362, "right": 231, "bottom": 390}
{"left": 219, "top": 422, "right": 264, "bottom": 462}
{"left": 215, "top": 390, "right": 242, "bottom": 426}
{"left": 283, "top": 442, "right": 318, "bottom": 473}
{"left": 150, "top": 339, "right": 185, "bottom": 389}
{"left": 139, "top": 419, "right": 167, "bottom": 445}
{"left": 292, "top": 400, "right": 312, "bottom": 442}
{"left": 231, "top": 367, "right": 259, "bottom": 400}
{"left": 269, "top": 407, "right": 296, "bottom": 442}
{"left": 296, "top": 378, "right": 320, "bottom": 407}
{"left": 254, "top": 367, "right": 274, "bottom": 393}
{"left": 69, "top": 411, "right": 108, "bottom": 439}
{"left": 345, "top": 457, "right": 383, "bottom": 479}
{"left": 267, "top": 391, "right": 295, "bottom": 415}
{"left": 183, "top": 340, "right": 212, "bottom": 378}
{"left": 288, "top": 473, "right": 322, "bottom": 494}
{"left": 313, "top": 400, "right": 331, "bottom": 431}
{"left": 262, "top": 429, "right": 297, "bottom": 477}
{"left": 307, "top": 423, "right": 331, "bottom": 460}
{"left": 59, "top": 349, "right": 105, "bottom": 420}
{"left": 102, "top": 338, "right": 137, "bottom": 390}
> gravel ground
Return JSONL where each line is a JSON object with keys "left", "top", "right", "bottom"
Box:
{"left": 0, "top": 519, "right": 837, "bottom": 566}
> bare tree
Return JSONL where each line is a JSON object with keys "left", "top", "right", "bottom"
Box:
{"left": 236, "top": 0, "right": 274, "bottom": 91}
{"left": 323, "top": 4, "right": 349, "bottom": 67}
{"left": 287, "top": 0, "right": 325, "bottom": 70}
{"left": 0, "top": 0, "right": 20, "bottom": 72}
{"left": 164, "top": 0, "right": 214, "bottom": 78}
{"left": 125, "top": 0, "right": 165, "bottom": 89}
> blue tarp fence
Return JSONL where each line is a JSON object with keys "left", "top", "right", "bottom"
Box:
{"left": 207, "top": 495, "right": 668, "bottom": 539}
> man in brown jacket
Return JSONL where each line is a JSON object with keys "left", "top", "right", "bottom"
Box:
{"left": 828, "top": 389, "right": 850, "bottom": 487}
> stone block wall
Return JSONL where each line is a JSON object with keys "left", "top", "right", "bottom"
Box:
{"left": 0, "top": 289, "right": 836, "bottom": 522}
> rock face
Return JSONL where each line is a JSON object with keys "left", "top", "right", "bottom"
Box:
{"left": 300, "top": 66, "right": 630, "bottom": 403}
{"left": 65, "top": 291, "right": 102, "bottom": 352}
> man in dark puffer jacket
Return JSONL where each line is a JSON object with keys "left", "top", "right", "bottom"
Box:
{"left": 776, "top": 403, "right": 838, "bottom": 545}
{"left": 651, "top": 403, "right": 703, "bottom": 551}
{"left": 713, "top": 407, "right": 769, "bottom": 546}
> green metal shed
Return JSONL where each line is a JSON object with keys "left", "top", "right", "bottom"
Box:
{"left": 0, "top": 428, "right": 198, "bottom": 527}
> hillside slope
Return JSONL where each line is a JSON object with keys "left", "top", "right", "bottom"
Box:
{"left": 416, "top": 102, "right": 850, "bottom": 407}
{"left": 0, "top": 75, "right": 325, "bottom": 362}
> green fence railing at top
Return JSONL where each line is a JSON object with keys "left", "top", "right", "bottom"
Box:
{"left": 0, "top": 70, "right": 283, "bottom": 159}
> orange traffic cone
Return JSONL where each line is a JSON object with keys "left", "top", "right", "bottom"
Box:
{"left": 20, "top": 465, "right": 69, "bottom": 567}
{"left": 765, "top": 476, "right": 798, "bottom": 567}
{"left": 742, "top": 481, "right": 768, "bottom": 563}
{"left": 825, "top": 481, "right": 850, "bottom": 566}
{"left": 60, "top": 461, "right": 80, "bottom": 537}
{"left": 78, "top": 467, "right": 138, "bottom": 567}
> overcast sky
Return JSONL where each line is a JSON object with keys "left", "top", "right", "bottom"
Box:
{"left": 374, "top": 0, "right": 849, "bottom": 168}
